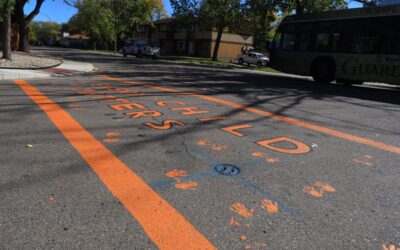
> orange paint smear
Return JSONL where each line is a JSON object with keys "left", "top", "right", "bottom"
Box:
{"left": 211, "top": 145, "right": 227, "bottom": 151}
{"left": 230, "top": 203, "right": 254, "bottom": 218}
{"left": 314, "top": 182, "right": 336, "bottom": 193}
{"left": 197, "top": 139, "right": 211, "bottom": 146}
{"left": 382, "top": 243, "right": 400, "bottom": 250}
{"left": 106, "top": 132, "right": 121, "bottom": 137}
{"left": 261, "top": 199, "right": 279, "bottom": 213}
{"left": 103, "top": 138, "right": 120, "bottom": 143}
{"left": 97, "top": 74, "right": 400, "bottom": 155}
{"left": 175, "top": 181, "right": 198, "bottom": 190}
{"left": 251, "top": 152, "right": 279, "bottom": 164}
{"left": 165, "top": 169, "right": 188, "bottom": 182}
{"left": 14, "top": 80, "right": 216, "bottom": 250}
{"left": 198, "top": 139, "right": 227, "bottom": 151}
{"left": 303, "top": 186, "right": 324, "bottom": 198}
{"left": 198, "top": 116, "right": 228, "bottom": 122}
{"left": 230, "top": 217, "right": 241, "bottom": 226}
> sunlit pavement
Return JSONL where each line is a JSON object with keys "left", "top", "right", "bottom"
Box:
{"left": 1, "top": 48, "right": 399, "bottom": 249}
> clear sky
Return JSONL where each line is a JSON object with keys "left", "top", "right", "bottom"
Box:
{"left": 26, "top": 0, "right": 361, "bottom": 24}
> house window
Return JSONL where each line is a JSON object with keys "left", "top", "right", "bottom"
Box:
{"left": 159, "top": 24, "right": 167, "bottom": 32}
{"left": 139, "top": 26, "right": 146, "bottom": 33}
{"left": 176, "top": 25, "right": 185, "bottom": 32}
{"left": 176, "top": 40, "right": 185, "bottom": 50}
{"left": 187, "top": 25, "right": 195, "bottom": 32}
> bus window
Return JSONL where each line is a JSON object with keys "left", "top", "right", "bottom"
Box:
{"left": 281, "top": 25, "right": 296, "bottom": 51}
{"left": 335, "top": 21, "right": 353, "bottom": 53}
{"left": 352, "top": 19, "right": 379, "bottom": 54}
{"left": 282, "top": 33, "right": 296, "bottom": 50}
{"left": 316, "top": 33, "right": 330, "bottom": 51}
{"left": 296, "top": 24, "right": 312, "bottom": 51}
{"left": 272, "top": 32, "right": 282, "bottom": 50}
{"left": 315, "top": 22, "right": 334, "bottom": 52}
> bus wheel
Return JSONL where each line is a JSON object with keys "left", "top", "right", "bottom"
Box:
{"left": 311, "top": 59, "right": 335, "bottom": 84}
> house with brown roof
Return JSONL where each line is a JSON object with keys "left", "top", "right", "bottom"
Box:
{"left": 138, "top": 18, "right": 253, "bottom": 60}
{"left": 60, "top": 34, "right": 91, "bottom": 49}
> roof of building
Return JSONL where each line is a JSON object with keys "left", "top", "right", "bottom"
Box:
{"left": 284, "top": 4, "right": 400, "bottom": 23}
{"left": 154, "top": 18, "right": 174, "bottom": 25}
{"left": 64, "top": 34, "right": 91, "bottom": 40}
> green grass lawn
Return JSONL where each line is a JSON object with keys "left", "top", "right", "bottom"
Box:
{"left": 80, "top": 50, "right": 282, "bottom": 74}
{"left": 249, "top": 66, "right": 281, "bottom": 74}
{"left": 159, "top": 55, "right": 281, "bottom": 73}
{"left": 85, "top": 49, "right": 122, "bottom": 56}
{"left": 159, "top": 56, "right": 234, "bottom": 67}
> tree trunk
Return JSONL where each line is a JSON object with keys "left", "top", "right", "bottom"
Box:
{"left": 15, "top": 0, "right": 45, "bottom": 53}
{"left": 15, "top": 0, "right": 28, "bottom": 52}
{"left": 2, "top": 1, "right": 12, "bottom": 60}
{"left": 18, "top": 20, "right": 28, "bottom": 52}
{"left": 212, "top": 26, "right": 224, "bottom": 61}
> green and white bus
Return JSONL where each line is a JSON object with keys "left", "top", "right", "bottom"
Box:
{"left": 270, "top": 4, "right": 400, "bottom": 85}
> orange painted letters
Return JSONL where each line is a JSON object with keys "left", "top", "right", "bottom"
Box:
{"left": 171, "top": 107, "right": 209, "bottom": 116}
{"left": 256, "top": 136, "right": 310, "bottom": 154}
{"left": 144, "top": 120, "right": 185, "bottom": 130}
{"left": 125, "top": 110, "right": 162, "bottom": 119}
{"left": 156, "top": 101, "right": 186, "bottom": 107}
{"left": 221, "top": 124, "right": 252, "bottom": 137}
{"left": 110, "top": 103, "right": 146, "bottom": 111}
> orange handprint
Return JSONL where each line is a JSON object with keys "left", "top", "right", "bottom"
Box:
{"left": 314, "top": 182, "right": 336, "bottom": 193}
{"left": 165, "top": 169, "right": 188, "bottom": 182}
{"left": 261, "top": 199, "right": 279, "bottom": 213}
{"left": 175, "top": 181, "right": 198, "bottom": 190}
{"left": 383, "top": 243, "right": 400, "bottom": 250}
{"left": 230, "top": 203, "right": 254, "bottom": 218}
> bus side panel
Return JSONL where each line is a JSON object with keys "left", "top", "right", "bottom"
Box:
{"left": 336, "top": 54, "right": 400, "bottom": 85}
{"left": 270, "top": 51, "right": 313, "bottom": 76}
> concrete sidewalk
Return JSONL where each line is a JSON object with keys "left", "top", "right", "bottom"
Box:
{"left": 0, "top": 60, "right": 94, "bottom": 80}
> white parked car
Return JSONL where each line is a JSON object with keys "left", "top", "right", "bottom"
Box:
{"left": 238, "top": 52, "right": 269, "bottom": 66}
{"left": 122, "top": 40, "right": 160, "bottom": 59}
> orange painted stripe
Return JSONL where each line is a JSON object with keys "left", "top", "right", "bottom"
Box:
{"left": 198, "top": 116, "right": 228, "bottom": 122}
{"left": 97, "top": 74, "right": 400, "bottom": 155}
{"left": 14, "top": 80, "right": 216, "bottom": 250}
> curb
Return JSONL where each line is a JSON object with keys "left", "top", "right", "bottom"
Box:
{"left": 0, "top": 52, "right": 63, "bottom": 70}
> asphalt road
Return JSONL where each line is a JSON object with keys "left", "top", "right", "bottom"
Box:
{"left": 1, "top": 47, "right": 400, "bottom": 250}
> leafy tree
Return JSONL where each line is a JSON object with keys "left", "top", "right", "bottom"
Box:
{"left": 244, "top": 0, "right": 279, "bottom": 51}
{"left": 171, "top": 0, "right": 246, "bottom": 61}
{"left": 72, "top": 0, "right": 114, "bottom": 50}
{"left": 199, "top": 0, "right": 245, "bottom": 61}
{"left": 30, "top": 21, "right": 60, "bottom": 45}
{"left": 66, "top": 0, "right": 161, "bottom": 51}
{"left": 153, "top": 0, "right": 168, "bottom": 20}
{"left": 280, "top": 0, "right": 348, "bottom": 14}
